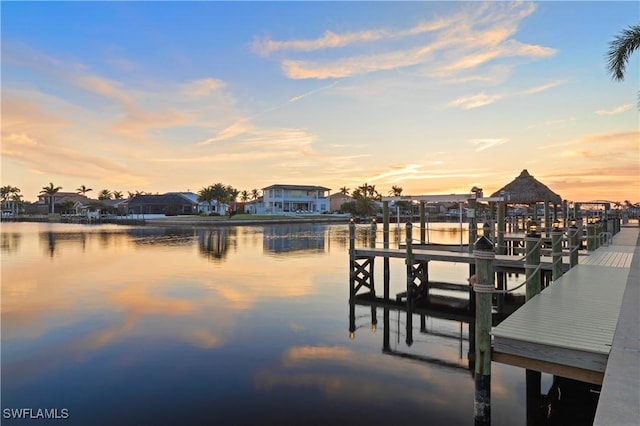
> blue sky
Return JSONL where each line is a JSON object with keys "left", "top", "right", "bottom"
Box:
{"left": 2, "top": 1, "right": 638, "bottom": 202}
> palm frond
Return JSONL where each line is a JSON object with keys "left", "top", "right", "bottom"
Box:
{"left": 607, "top": 24, "right": 640, "bottom": 81}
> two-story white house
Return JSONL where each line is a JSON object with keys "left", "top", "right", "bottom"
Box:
{"left": 261, "top": 184, "right": 331, "bottom": 214}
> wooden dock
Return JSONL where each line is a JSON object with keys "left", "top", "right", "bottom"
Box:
{"left": 354, "top": 246, "right": 572, "bottom": 273}
{"left": 491, "top": 226, "right": 639, "bottom": 386}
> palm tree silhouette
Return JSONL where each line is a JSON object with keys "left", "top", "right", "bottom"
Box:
{"left": 98, "top": 189, "right": 112, "bottom": 200}
{"left": 40, "top": 182, "right": 62, "bottom": 213}
{"left": 76, "top": 185, "right": 93, "bottom": 195}
{"left": 389, "top": 185, "right": 403, "bottom": 196}
{"left": 198, "top": 186, "right": 215, "bottom": 214}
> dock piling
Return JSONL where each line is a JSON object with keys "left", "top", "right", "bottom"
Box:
{"left": 383, "top": 201, "right": 390, "bottom": 300}
{"left": 569, "top": 220, "right": 579, "bottom": 268}
{"left": 587, "top": 220, "right": 596, "bottom": 251}
{"left": 472, "top": 235, "right": 495, "bottom": 426}
{"left": 525, "top": 223, "right": 542, "bottom": 300}
{"left": 551, "top": 221, "right": 563, "bottom": 282}
{"left": 405, "top": 222, "right": 414, "bottom": 346}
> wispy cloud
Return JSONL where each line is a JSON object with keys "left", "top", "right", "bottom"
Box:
{"left": 469, "top": 138, "right": 510, "bottom": 152}
{"left": 288, "top": 80, "right": 341, "bottom": 103}
{"left": 517, "top": 80, "right": 565, "bottom": 95}
{"left": 256, "top": 2, "right": 555, "bottom": 81}
{"left": 361, "top": 164, "right": 483, "bottom": 186}
{"left": 252, "top": 17, "right": 454, "bottom": 55}
{"left": 448, "top": 79, "right": 564, "bottom": 109}
{"left": 595, "top": 104, "right": 633, "bottom": 115}
{"left": 448, "top": 93, "right": 503, "bottom": 109}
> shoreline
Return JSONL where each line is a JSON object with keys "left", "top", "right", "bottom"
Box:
{"left": 0, "top": 214, "right": 353, "bottom": 227}
{"left": 144, "top": 215, "right": 352, "bottom": 227}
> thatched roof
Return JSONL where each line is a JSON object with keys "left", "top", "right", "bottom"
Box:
{"left": 491, "top": 169, "right": 562, "bottom": 205}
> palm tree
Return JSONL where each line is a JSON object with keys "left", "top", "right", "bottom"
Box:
{"left": 1, "top": 186, "right": 21, "bottom": 215}
{"left": 356, "top": 182, "right": 380, "bottom": 200}
{"left": 198, "top": 186, "right": 215, "bottom": 214}
{"left": 226, "top": 185, "right": 239, "bottom": 214}
{"left": 240, "top": 190, "right": 250, "bottom": 202}
{"left": 211, "top": 183, "right": 228, "bottom": 214}
{"left": 76, "top": 185, "right": 93, "bottom": 195}
{"left": 40, "top": 182, "right": 62, "bottom": 213}
{"left": 251, "top": 189, "right": 260, "bottom": 200}
{"left": 389, "top": 185, "right": 403, "bottom": 196}
{"left": 127, "top": 190, "right": 146, "bottom": 199}
{"left": 607, "top": 24, "right": 640, "bottom": 81}
{"left": 98, "top": 189, "right": 112, "bottom": 200}
{"left": 10, "top": 193, "right": 24, "bottom": 215}
{"left": 112, "top": 191, "right": 124, "bottom": 199}
{"left": 352, "top": 191, "right": 377, "bottom": 217}
{"left": 339, "top": 186, "right": 350, "bottom": 195}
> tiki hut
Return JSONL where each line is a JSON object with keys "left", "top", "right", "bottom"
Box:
{"left": 491, "top": 169, "right": 563, "bottom": 233}
{"left": 491, "top": 169, "right": 562, "bottom": 205}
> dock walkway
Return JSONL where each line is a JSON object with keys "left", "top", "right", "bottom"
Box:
{"left": 491, "top": 227, "right": 639, "bottom": 417}
{"left": 592, "top": 226, "right": 640, "bottom": 425}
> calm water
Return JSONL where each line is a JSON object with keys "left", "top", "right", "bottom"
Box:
{"left": 2, "top": 222, "right": 558, "bottom": 425}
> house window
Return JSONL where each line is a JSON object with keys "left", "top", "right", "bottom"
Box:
{"left": 275, "top": 189, "right": 282, "bottom": 197}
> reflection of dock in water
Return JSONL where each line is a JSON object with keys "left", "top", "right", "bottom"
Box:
{"left": 349, "top": 301, "right": 474, "bottom": 373}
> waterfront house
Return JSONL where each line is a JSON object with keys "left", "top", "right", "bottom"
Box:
{"left": 261, "top": 184, "right": 331, "bottom": 214}
{"left": 329, "top": 192, "right": 354, "bottom": 213}
{"left": 172, "top": 192, "right": 228, "bottom": 215}
{"left": 125, "top": 192, "right": 228, "bottom": 216}
{"left": 36, "top": 192, "right": 91, "bottom": 214}
{"left": 126, "top": 193, "right": 198, "bottom": 216}
{"left": 244, "top": 197, "right": 264, "bottom": 214}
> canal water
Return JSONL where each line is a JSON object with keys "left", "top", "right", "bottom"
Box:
{"left": 1, "top": 222, "right": 594, "bottom": 425}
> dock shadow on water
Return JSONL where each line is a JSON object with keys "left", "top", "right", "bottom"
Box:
{"left": 1, "top": 222, "right": 599, "bottom": 425}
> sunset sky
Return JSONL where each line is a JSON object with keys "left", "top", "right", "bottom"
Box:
{"left": 2, "top": 1, "right": 638, "bottom": 203}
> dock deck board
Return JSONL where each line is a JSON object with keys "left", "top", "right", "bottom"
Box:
{"left": 491, "top": 227, "right": 638, "bottom": 386}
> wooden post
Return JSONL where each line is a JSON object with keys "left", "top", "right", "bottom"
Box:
{"left": 524, "top": 222, "right": 542, "bottom": 419}
{"left": 473, "top": 235, "right": 494, "bottom": 426}
{"left": 419, "top": 202, "right": 426, "bottom": 244}
{"left": 370, "top": 217, "right": 377, "bottom": 249}
{"left": 497, "top": 202, "right": 506, "bottom": 253}
{"left": 587, "top": 220, "right": 596, "bottom": 251}
{"left": 497, "top": 201, "right": 506, "bottom": 313}
{"left": 349, "top": 219, "right": 356, "bottom": 338}
{"left": 383, "top": 201, "right": 390, "bottom": 300}
{"left": 405, "top": 222, "right": 414, "bottom": 346}
{"left": 468, "top": 197, "right": 477, "bottom": 253}
{"left": 468, "top": 197, "right": 477, "bottom": 278}
{"left": 349, "top": 219, "right": 356, "bottom": 301}
{"left": 544, "top": 200, "right": 550, "bottom": 237}
{"left": 569, "top": 221, "right": 579, "bottom": 268}
{"left": 525, "top": 223, "right": 541, "bottom": 300}
{"left": 551, "top": 224, "right": 563, "bottom": 282}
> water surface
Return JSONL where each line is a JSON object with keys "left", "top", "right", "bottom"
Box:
{"left": 2, "top": 222, "right": 548, "bottom": 425}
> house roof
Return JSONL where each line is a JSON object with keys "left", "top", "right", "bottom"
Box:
{"left": 262, "top": 184, "right": 331, "bottom": 191}
{"left": 38, "top": 192, "right": 90, "bottom": 204}
{"left": 127, "top": 193, "right": 199, "bottom": 206}
{"left": 330, "top": 193, "right": 354, "bottom": 200}
{"left": 491, "top": 169, "right": 562, "bottom": 205}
